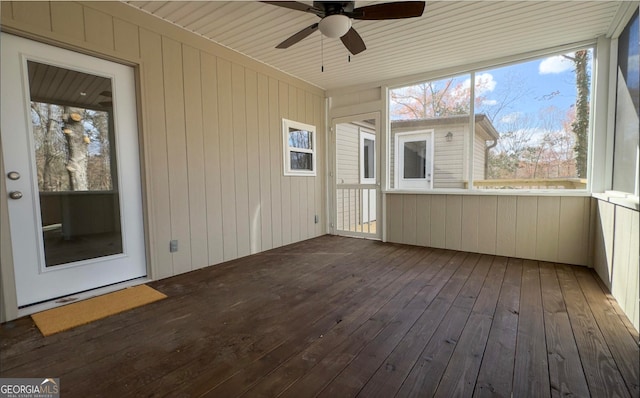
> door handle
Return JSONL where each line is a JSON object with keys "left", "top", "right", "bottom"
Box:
{"left": 9, "top": 191, "right": 23, "bottom": 200}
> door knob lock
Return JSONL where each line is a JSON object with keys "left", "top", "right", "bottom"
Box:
{"left": 9, "top": 191, "right": 23, "bottom": 200}
{"left": 7, "top": 171, "right": 20, "bottom": 180}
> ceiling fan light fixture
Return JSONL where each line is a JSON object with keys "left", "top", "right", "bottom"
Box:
{"left": 319, "top": 14, "right": 352, "bottom": 38}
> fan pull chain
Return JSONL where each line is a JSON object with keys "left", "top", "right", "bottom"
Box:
{"left": 321, "top": 34, "right": 324, "bottom": 72}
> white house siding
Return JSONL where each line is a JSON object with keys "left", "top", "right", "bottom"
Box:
{"left": 0, "top": 1, "right": 326, "bottom": 321}
{"left": 474, "top": 134, "right": 487, "bottom": 180}
{"left": 592, "top": 199, "right": 639, "bottom": 332}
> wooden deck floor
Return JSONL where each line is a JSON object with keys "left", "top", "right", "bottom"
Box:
{"left": 1, "top": 236, "right": 638, "bottom": 397}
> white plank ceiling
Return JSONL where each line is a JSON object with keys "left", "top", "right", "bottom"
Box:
{"left": 125, "top": 1, "right": 630, "bottom": 91}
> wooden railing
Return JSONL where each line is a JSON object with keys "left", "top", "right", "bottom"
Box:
{"left": 465, "top": 178, "right": 587, "bottom": 189}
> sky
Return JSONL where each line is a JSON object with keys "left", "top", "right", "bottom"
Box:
{"left": 479, "top": 51, "right": 591, "bottom": 134}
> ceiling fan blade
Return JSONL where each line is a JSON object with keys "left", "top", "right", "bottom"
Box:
{"left": 349, "top": 1, "right": 425, "bottom": 20}
{"left": 276, "top": 23, "right": 319, "bottom": 49}
{"left": 340, "top": 27, "right": 366, "bottom": 55}
{"left": 261, "top": 1, "right": 320, "bottom": 14}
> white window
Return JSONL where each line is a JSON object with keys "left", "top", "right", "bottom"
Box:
{"left": 283, "top": 118, "right": 316, "bottom": 176}
{"left": 395, "top": 130, "right": 433, "bottom": 190}
{"left": 360, "top": 130, "right": 375, "bottom": 184}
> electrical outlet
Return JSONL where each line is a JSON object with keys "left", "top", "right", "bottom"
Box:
{"left": 170, "top": 240, "right": 178, "bottom": 252}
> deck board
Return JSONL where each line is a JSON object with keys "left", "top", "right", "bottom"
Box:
{"left": 1, "top": 235, "right": 637, "bottom": 398}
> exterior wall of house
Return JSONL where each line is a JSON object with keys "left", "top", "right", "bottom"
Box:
{"left": 474, "top": 134, "right": 487, "bottom": 180}
{"left": 0, "top": 1, "right": 326, "bottom": 321}
{"left": 592, "top": 199, "right": 639, "bottom": 331}
{"left": 386, "top": 194, "right": 592, "bottom": 266}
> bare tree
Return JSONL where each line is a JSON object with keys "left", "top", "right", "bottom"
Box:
{"left": 63, "top": 107, "right": 90, "bottom": 191}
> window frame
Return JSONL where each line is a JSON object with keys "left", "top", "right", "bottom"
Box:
{"left": 282, "top": 118, "right": 317, "bottom": 177}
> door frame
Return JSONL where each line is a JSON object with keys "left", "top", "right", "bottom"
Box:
{"left": 330, "top": 112, "right": 382, "bottom": 240}
{"left": 0, "top": 33, "right": 151, "bottom": 318}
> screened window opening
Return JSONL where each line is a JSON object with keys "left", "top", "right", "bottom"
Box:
{"left": 388, "top": 47, "right": 594, "bottom": 191}
{"left": 612, "top": 9, "right": 639, "bottom": 196}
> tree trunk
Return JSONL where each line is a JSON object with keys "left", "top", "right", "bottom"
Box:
{"left": 63, "top": 107, "right": 89, "bottom": 191}
{"left": 572, "top": 50, "right": 589, "bottom": 178}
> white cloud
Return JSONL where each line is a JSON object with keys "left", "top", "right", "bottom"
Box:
{"left": 457, "top": 73, "right": 497, "bottom": 98}
{"left": 474, "top": 73, "right": 497, "bottom": 93}
{"left": 481, "top": 99, "right": 498, "bottom": 106}
{"left": 539, "top": 54, "right": 573, "bottom": 74}
{"left": 500, "top": 112, "right": 521, "bottom": 124}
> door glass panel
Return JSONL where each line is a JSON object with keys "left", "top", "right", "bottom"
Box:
{"left": 403, "top": 140, "right": 427, "bottom": 179}
{"left": 363, "top": 138, "right": 374, "bottom": 179}
{"left": 27, "top": 61, "right": 122, "bottom": 267}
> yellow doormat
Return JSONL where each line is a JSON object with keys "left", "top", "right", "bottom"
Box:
{"left": 31, "top": 285, "right": 167, "bottom": 336}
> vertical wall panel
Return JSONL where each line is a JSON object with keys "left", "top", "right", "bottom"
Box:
{"left": 269, "top": 78, "right": 283, "bottom": 247}
{"left": 245, "top": 68, "right": 262, "bottom": 254}
{"left": 11, "top": 2, "right": 50, "bottom": 32}
{"left": 402, "top": 195, "right": 417, "bottom": 245}
{"left": 139, "top": 29, "right": 172, "bottom": 279}
{"left": 182, "top": 45, "right": 208, "bottom": 270}
{"left": 84, "top": 7, "right": 114, "bottom": 51}
{"left": 535, "top": 197, "right": 560, "bottom": 262}
{"left": 162, "top": 38, "right": 192, "bottom": 274}
{"left": 313, "top": 95, "right": 324, "bottom": 236}
{"left": 496, "top": 196, "right": 517, "bottom": 257}
{"left": 257, "top": 73, "right": 273, "bottom": 250}
{"left": 217, "top": 58, "right": 238, "bottom": 260}
{"left": 593, "top": 200, "right": 615, "bottom": 288}
{"left": 430, "top": 195, "right": 447, "bottom": 248}
{"left": 288, "top": 86, "right": 300, "bottom": 243}
{"left": 387, "top": 194, "right": 403, "bottom": 243}
{"left": 477, "top": 196, "right": 497, "bottom": 255}
{"left": 445, "top": 195, "right": 462, "bottom": 250}
{"left": 231, "top": 64, "right": 250, "bottom": 258}
{"left": 461, "top": 195, "right": 479, "bottom": 253}
{"left": 515, "top": 196, "right": 537, "bottom": 260}
{"left": 279, "top": 82, "right": 292, "bottom": 245}
{"left": 0, "top": 2, "right": 13, "bottom": 22}
{"left": 612, "top": 207, "right": 639, "bottom": 325}
{"left": 51, "top": 2, "right": 84, "bottom": 40}
{"left": 415, "top": 195, "right": 431, "bottom": 247}
{"left": 305, "top": 91, "right": 315, "bottom": 239}
{"left": 558, "top": 197, "right": 588, "bottom": 265}
{"left": 200, "top": 53, "right": 224, "bottom": 266}
{"left": 113, "top": 19, "right": 140, "bottom": 59}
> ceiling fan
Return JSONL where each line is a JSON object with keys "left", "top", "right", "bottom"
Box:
{"left": 262, "top": 1, "right": 426, "bottom": 55}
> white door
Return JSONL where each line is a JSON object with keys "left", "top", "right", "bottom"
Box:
{"left": 1, "top": 34, "right": 147, "bottom": 307}
{"left": 396, "top": 130, "right": 434, "bottom": 190}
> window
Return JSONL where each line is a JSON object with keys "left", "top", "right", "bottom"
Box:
{"left": 395, "top": 131, "right": 433, "bottom": 190}
{"left": 360, "top": 130, "right": 375, "bottom": 183}
{"left": 283, "top": 118, "right": 316, "bottom": 176}
{"left": 388, "top": 46, "right": 594, "bottom": 191}
{"left": 612, "top": 9, "right": 639, "bottom": 196}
